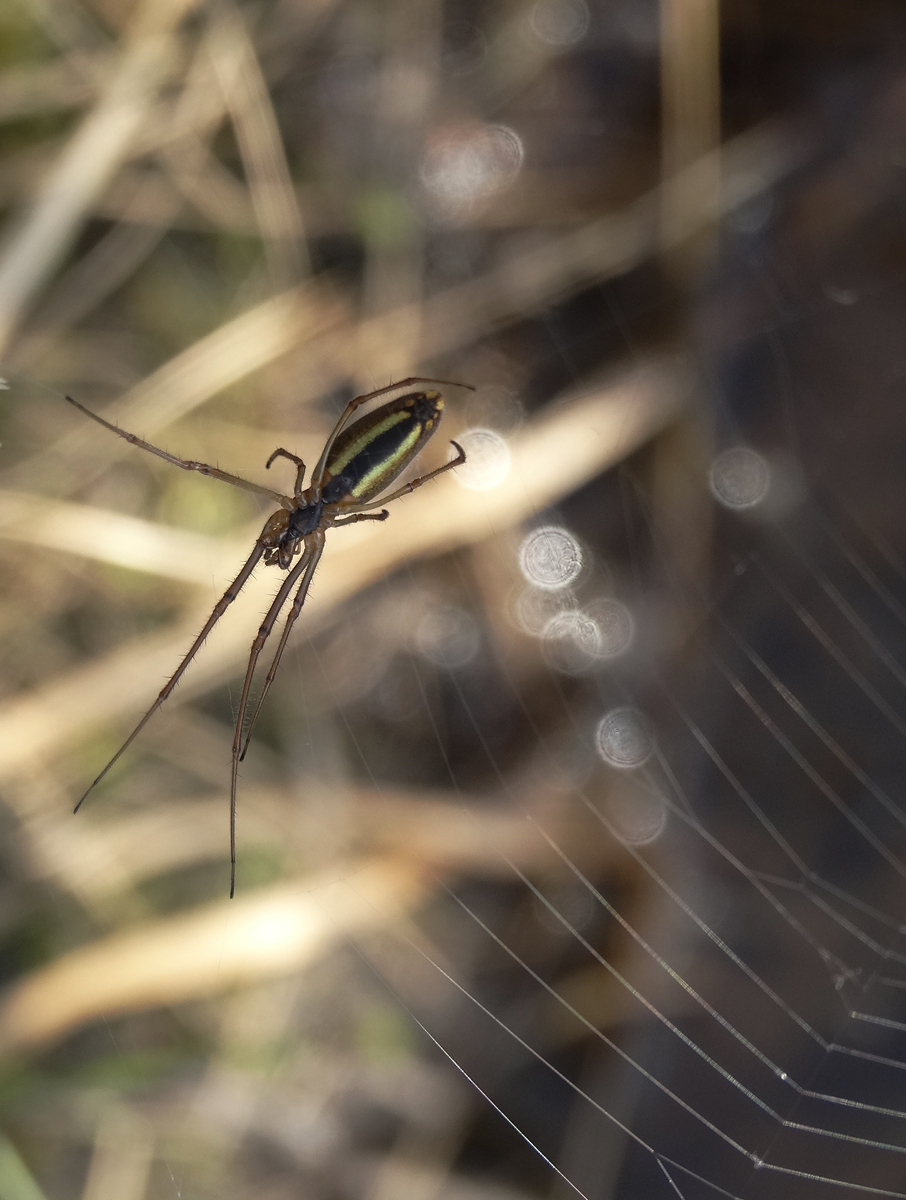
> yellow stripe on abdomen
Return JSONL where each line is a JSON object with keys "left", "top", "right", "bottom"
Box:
{"left": 327, "top": 409, "right": 409, "bottom": 475}
{"left": 350, "top": 425, "right": 422, "bottom": 499}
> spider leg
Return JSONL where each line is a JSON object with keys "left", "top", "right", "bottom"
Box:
{"left": 238, "top": 536, "right": 325, "bottom": 764}
{"left": 66, "top": 395, "right": 294, "bottom": 510}
{"left": 344, "top": 441, "right": 466, "bottom": 513}
{"left": 265, "top": 447, "right": 306, "bottom": 497}
{"left": 228, "top": 540, "right": 322, "bottom": 896}
{"left": 73, "top": 530, "right": 272, "bottom": 814}
{"left": 310, "top": 378, "right": 474, "bottom": 490}
{"left": 331, "top": 510, "right": 389, "bottom": 527}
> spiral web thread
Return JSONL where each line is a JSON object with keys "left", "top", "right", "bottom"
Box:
{"left": 341, "top": 496, "right": 906, "bottom": 1200}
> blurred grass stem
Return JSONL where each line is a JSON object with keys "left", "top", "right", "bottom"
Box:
{"left": 0, "top": 0, "right": 202, "bottom": 353}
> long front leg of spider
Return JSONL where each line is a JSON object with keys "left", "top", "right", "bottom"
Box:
{"left": 65, "top": 395, "right": 294, "bottom": 510}
{"left": 228, "top": 548, "right": 319, "bottom": 896}
{"left": 74, "top": 533, "right": 271, "bottom": 812}
{"left": 238, "top": 535, "right": 331, "bottom": 763}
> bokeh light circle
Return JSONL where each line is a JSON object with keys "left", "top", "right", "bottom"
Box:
{"left": 595, "top": 707, "right": 654, "bottom": 769}
{"left": 587, "top": 598, "right": 635, "bottom": 659}
{"left": 421, "top": 124, "right": 524, "bottom": 209}
{"left": 454, "top": 428, "right": 511, "bottom": 490}
{"left": 518, "top": 526, "right": 583, "bottom": 590}
{"left": 530, "top": 0, "right": 590, "bottom": 46}
{"left": 533, "top": 883, "right": 598, "bottom": 934}
{"left": 464, "top": 385, "right": 524, "bottom": 433}
{"left": 511, "top": 586, "right": 577, "bottom": 637}
{"left": 415, "top": 605, "right": 480, "bottom": 669}
{"left": 709, "top": 447, "right": 771, "bottom": 509}
{"left": 541, "top": 610, "right": 601, "bottom": 674}
{"left": 605, "top": 779, "right": 668, "bottom": 844}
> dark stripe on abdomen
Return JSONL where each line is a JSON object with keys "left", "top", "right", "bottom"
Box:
{"left": 322, "top": 416, "right": 421, "bottom": 503}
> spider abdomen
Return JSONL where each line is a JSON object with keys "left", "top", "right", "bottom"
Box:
{"left": 321, "top": 390, "right": 444, "bottom": 505}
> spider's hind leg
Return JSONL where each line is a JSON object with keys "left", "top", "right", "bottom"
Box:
{"left": 346, "top": 441, "right": 465, "bottom": 513}
{"left": 332, "top": 510, "right": 389, "bottom": 527}
{"left": 238, "top": 537, "right": 324, "bottom": 766}
{"left": 229, "top": 539, "right": 323, "bottom": 896}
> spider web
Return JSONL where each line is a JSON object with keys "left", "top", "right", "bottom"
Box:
{"left": 352, "top": 527, "right": 906, "bottom": 1198}
{"left": 293, "top": 277, "right": 906, "bottom": 1200}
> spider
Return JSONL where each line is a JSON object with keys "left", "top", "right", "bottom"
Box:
{"left": 66, "top": 376, "right": 473, "bottom": 895}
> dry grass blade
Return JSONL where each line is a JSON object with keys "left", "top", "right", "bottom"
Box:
{"left": 0, "top": 488, "right": 238, "bottom": 582}
{"left": 4, "top": 280, "right": 347, "bottom": 493}
{"left": 336, "top": 123, "right": 798, "bottom": 381}
{"left": 152, "top": 18, "right": 264, "bottom": 233}
{"left": 660, "top": 0, "right": 721, "bottom": 267}
{"left": 4, "top": 126, "right": 785, "bottom": 494}
{"left": 80, "top": 1109, "right": 154, "bottom": 1200}
{"left": 207, "top": 5, "right": 308, "bottom": 282}
{"left": 60, "top": 780, "right": 614, "bottom": 894}
{"left": 0, "top": 55, "right": 101, "bottom": 123}
{"left": 0, "top": 857, "right": 428, "bottom": 1052}
{"left": 0, "top": 0, "right": 203, "bottom": 353}
{"left": 0, "top": 777, "right": 616, "bottom": 1050}
{"left": 11, "top": 218, "right": 167, "bottom": 370}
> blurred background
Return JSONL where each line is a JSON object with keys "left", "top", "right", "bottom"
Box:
{"left": 2, "top": 0, "right": 906, "bottom": 1197}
